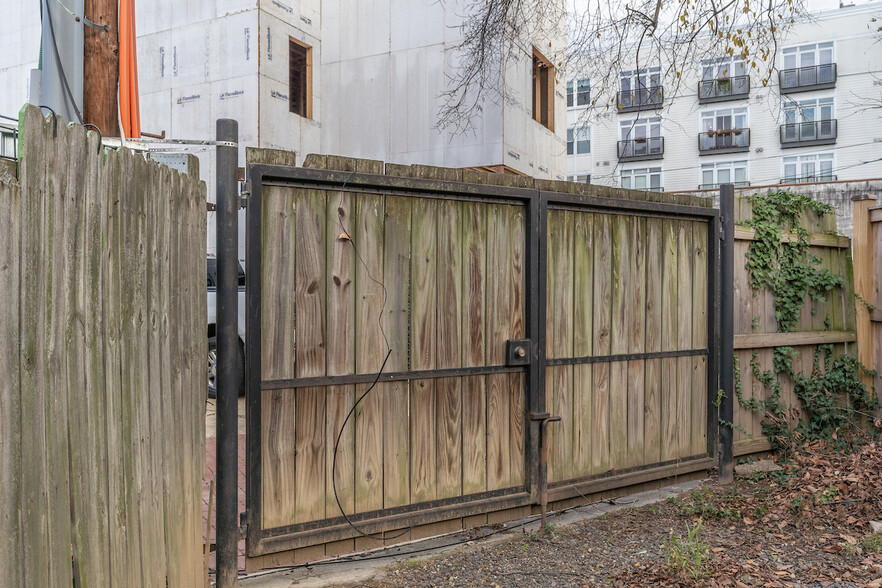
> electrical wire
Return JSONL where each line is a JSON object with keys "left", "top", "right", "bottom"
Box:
{"left": 329, "top": 172, "right": 401, "bottom": 541}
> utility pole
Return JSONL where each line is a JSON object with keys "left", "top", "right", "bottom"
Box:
{"left": 83, "top": 0, "right": 120, "bottom": 136}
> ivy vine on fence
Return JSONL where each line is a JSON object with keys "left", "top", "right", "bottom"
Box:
{"left": 726, "top": 191, "right": 879, "bottom": 450}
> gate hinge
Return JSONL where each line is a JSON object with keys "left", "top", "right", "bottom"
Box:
{"left": 239, "top": 509, "right": 251, "bottom": 540}
{"left": 239, "top": 180, "right": 251, "bottom": 209}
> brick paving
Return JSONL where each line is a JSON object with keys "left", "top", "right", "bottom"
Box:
{"left": 203, "top": 434, "right": 247, "bottom": 573}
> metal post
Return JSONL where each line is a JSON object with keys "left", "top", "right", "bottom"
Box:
{"left": 718, "top": 184, "right": 735, "bottom": 484}
{"left": 216, "top": 119, "right": 239, "bottom": 588}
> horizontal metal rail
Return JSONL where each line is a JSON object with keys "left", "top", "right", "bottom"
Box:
{"left": 261, "top": 364, "right": 526, "bottom": 390}
{"left": 546, "top": 348, "right": 708, "bottom": 367}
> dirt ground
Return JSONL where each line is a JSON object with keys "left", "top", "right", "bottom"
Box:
{"left": 357, "top": 443, "right": 882, "bottom": 587}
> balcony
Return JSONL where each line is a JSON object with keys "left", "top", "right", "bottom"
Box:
{"left": 780, "top": 174, "right": 837, "bottom": 185}
{"left": 779, "top": 119, "right": 838, "bottom": 148}
{"left": 697, "top": 128, "right": 750, "bottom": 155}
{"left": 617, "top": 137, "right": 664, "bottom": 162}
{"left": 779, "top": 64, "right": 837, "bottom": 93}
{"left": 698, "top": 180, "right": 750, "bottom": 190}
{"left": 617, "top": 87, "right": 664, "bottom": 113}
{"left": 698, "top": 76, "right": 750, "bottom": 104}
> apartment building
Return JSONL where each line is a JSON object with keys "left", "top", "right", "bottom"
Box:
{"left": 566, "top": 1, "right": 882, "bottom": 207}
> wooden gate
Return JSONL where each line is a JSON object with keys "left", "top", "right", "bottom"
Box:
{"left": 243, "top": 160, "right": 719, "bottom": 559}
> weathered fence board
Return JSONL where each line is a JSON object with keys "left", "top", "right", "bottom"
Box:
{"left": 732, "top": 195, "right": 858, "bottom": 456}
{"left": 0, "top": 105, "right": 206, "bottom": 587}
{"left": 853, "top": 197, "right": 882, "bottom": 406}
{"left": 246, "top": 154, "right": 716, "bottom": 564}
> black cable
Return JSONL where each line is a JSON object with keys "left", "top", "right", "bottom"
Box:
{"left": 43, "top": 0, "right": 84, "bottom": 124}
{"left": 329, "top": 172, "right": 403, "bottom": 541}
{"left": 82, "top": 123, "right": 102, "bottom": 153}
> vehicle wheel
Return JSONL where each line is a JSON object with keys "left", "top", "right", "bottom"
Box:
{"left": 208, "top": 337, "right": 246, "bottom": 398}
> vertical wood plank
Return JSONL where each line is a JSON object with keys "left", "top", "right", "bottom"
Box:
{"left": 18, "top": 110, "right": 52, "bottom": 587}
{"left": 692, "top": 222, "right": 709, "bottom": 457}
{"left": 382, "top": 196, "right": 411, "bottom": 508}
{"left": 166, "top": 163, "right": 187, "bottom": 587}
{"left": 643, "top": 218, "right": 663, "bottom": 466}
{"left": 145, "top": 155, "right": 169, "bottom": 587}
{"left": 294, "top": 189, "right": 327, "bottom": 523}
{"left": 487, "top": 205, "right": 512, "bottom": 490}
{"left": 627, "top": 218, "right": 646, "bottom": 467}
{"left": 609, "top": 215, "right": 630, "bottom": 470}
{"left": 0, "top": 148, "right": 22, "bottom": 588}
{"left": 260, "top": 180, "right": 298, "bottom": 528}
{"left": 461, "top": 202, "right": 487, "bottom": 495}
{"left": 410, "top": 197, "right": 437, "bottom": 502}
{"left": 508, "top": 205, "right": 526, "bottom": 487}
{"left": 326, "top": 191, "right": 356, "bottom": 519}
{"left": 435, "top": 200, "right": 462, "bottom": 499}
{"left": 660, "top": 219, "right": 679, "bottom": 461}
{"left": 354, "top": 193, "right": 386, "bottom": 513}
{"left": 591, "top": 214, "right": 612, "bottom": 473}
{"left": 676, "top": 221, "right": 694, "bottom": 458}
{"left": 546, "top": 209, "right": 573, "bottom": 482}
{"left": 572, "top": 212, "right": 593, "bottom": 478}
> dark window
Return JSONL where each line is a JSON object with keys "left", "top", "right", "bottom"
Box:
{"left": 289, "top": 39, "right": 312, "bottom": 118}
{"left": 576, "top": 79, "right": 590, "bottom": 106}
{"left": 532, "top": 48, "right": 555, "bottom": 131}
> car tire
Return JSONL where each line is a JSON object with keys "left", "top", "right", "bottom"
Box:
{"left": 208, "top": 336, "right": 245, "bottom": 399}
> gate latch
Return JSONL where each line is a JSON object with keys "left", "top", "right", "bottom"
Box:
{"left": 239, "top": 510, "right": 251, "bottom": 540}
{"left": 505, "top": 339, "right": 531, "bottom": 366}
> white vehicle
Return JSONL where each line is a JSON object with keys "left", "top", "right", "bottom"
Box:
{"left": 207, "top": 256, "right": 246, "bottom": 398}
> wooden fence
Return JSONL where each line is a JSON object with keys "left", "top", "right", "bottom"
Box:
{"left": 0, "top": 105, "right": 207, "bottom": 587}
{"left": 242, "top": 152, "right": 718, "bottom": 566}
{"left": 853, "top": 197, "right": 882, "bottom": 404}
{"left": 731, "top": 196, "right": 857, "bottom": 455}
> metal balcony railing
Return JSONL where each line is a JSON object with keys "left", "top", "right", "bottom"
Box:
{"left": 617, "top": 137, "right": 665, "bottom": 161}
{"left": 697, "top": 128, "right": 750, "bottom": 154}
{"left": 780, "top": 174, "right": 837, "bottom": 185}
{"left": 697, "top": 76, "right": 750, "bottom": 103}
{"left": 779, "top": 63, "right": 837, "bottom": 93}
{"left": 698, "top": 180, "right": 749, "bottom": 190}
{"left": 779, "top": 119, "right": 837, "bottom": 148}
{"left": 617, "top": 87, "right": 664, "bottom": 113}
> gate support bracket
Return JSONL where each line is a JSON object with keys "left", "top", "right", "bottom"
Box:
{"left": 529, "top": 411, "right": 561, "bottom": 534}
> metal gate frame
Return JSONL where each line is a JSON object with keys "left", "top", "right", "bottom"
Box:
{"left": 242, "top": 165, "right": 721, "bottom": 557}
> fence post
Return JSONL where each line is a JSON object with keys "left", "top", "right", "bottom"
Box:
{"left": 216, "top": 119, "right": 240, "bottom": 588}
{"left": 852, "top": 195, "right": 876, "bottom": 396}
{"left": 718, "top": 184, "right": 735, "bottom": 484}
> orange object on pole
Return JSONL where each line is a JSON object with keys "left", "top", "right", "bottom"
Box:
{"left": 118, "top": 0, "right": 141, "bottom": 138}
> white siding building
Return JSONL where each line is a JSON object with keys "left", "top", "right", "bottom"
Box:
{"left": 1, "top": 0, "right": 566, "bottom": 182}
{"left": 566, "top": 2, "right": 882, "bottom": 199}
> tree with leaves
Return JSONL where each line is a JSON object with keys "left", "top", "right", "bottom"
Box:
{"left": 439, "top": 0, "right": 810, "bottom": 131}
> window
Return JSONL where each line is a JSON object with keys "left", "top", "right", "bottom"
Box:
{"left": 532, "top": 48, "right": 555, "bottom": 131}
{"left": 620, "top": 67, "right": 661, "bottom": 93}
{"left": 701, "top": 56, "right": 746, "bottom": 81}
{"left": 0, "top": 129, "right": 15, "bottom": 159}
{"left": 621, "top": 117, "right": 661, "bottom": 141}
{"left": 567, "top": 126, "right": 590, "bottom": 155}
{"left": 622, "top": 167, "right": 662, "bottom": 191}
{"left": 701, "top": 107, "right": 747, "bottom": 133}
{"left": 783, "top": 97, "right": 834, "bottom": 124}
{"left": 700, "top": 160, "right": 748, "bottom": 189}
{"left": 783, "top": 42, "right": 833, "bottom": 70}
{"left": 782, "top": 152, "right": 834, "bottom": 183}
{"left": 289, "top": 38, "right": 312, "bottom": 118}
{"left": 567, "top": 174, "right": 591, "bottom": 183}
